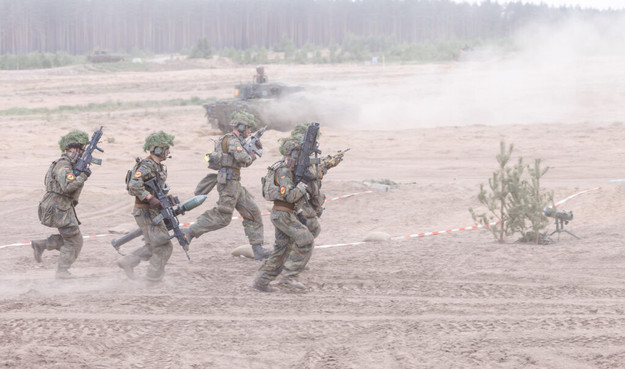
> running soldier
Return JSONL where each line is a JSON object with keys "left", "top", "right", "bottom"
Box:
{"left": 253, "top": 138, "right": 315, "bottom": 292}
{"left": 280, "top": 123, "right": 345, "bottom": 284}
{"left": 31, "top": 130, "right": 93, "bottom": 279}
{"left": 116, "top": 131, "right": 178, "bottom": 282}
{"left": 183, "top": 111, "right": 270, "bottom": 260}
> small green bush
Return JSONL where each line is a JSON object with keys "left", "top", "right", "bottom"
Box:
{"left": 188, "top": 37, "right": 212, "bottom": 59}
{"left": 470, "top": 141, "right": 553, "bottom": 244}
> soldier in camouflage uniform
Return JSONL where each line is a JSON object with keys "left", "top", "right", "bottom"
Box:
{"left": 183, "top": 111, "right": 269, "bottom": 260}
{"left": 31, "top": 130, "right": 92, "bottom": 279}
{"left": 252, "top": 138, "right": 315, "bottom": 292}
{"left": 280, "top": 124, "right": 345, "bottom": 284}
{"left": 116, "top": 131, "right": 176, "bottom": 282}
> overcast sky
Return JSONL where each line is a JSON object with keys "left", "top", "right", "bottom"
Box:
{"left": 452, "top": 0, "right": 625, "bottom": 10}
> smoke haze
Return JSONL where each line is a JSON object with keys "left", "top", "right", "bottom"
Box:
{"left": 318, "top": 14, "right": 625, "bottom": 129}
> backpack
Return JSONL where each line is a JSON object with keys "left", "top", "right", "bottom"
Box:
{"left": 261, "top": 161, "right": 286, "bottom": 201}
{"left": 206, "top": 135, "right": 234, "bottom": 170}
{"left": 125, "top": 157, "right": 144, "bottom": 192}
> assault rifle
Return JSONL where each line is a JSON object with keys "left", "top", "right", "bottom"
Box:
{"left": 294, "top": 122, "right": 320, "bottom": 185}
{"left": 243, "top": 126, "right": 267, "bottom": 157}
{"left": 321, "top": 148, "right": 349, "bottom": 170}
{"left": 110, "top": 194, "right": 206, "bottom": 254}
{"left": 73, "top": 126, "right": 104, "bottom": 177}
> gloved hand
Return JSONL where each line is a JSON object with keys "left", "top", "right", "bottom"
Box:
{"left": 255, "top": 140, "right": 263, "bottom": 149}
{"left": 167, "top": 194, "right": 178, "bottom": 205}
{"left": 148, "top": 196, "right": 162, "bottom": 209}
{"left": 82, "top": 167, "right": 92, "bottom": 178}
{"left": 296, "top": 182, "right": 308, "bottom": 193}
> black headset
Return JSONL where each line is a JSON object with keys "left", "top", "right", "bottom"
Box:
{"left": 236, "top": 123, "right": 246, "bottom": 133}
{"left": 153, "top": 147, "right": 164, "bottom": 156}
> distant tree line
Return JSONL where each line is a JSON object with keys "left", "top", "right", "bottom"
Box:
{"left": 0, "top": 0, "right": 621, "bottom": 55}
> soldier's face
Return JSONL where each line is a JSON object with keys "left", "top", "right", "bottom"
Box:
{"left": 66, "top": 147, "right": 83, "bottom": 163}
{"left": 159, "top": 146, "right": 170, "bottom": 160}
{"left": 285, "top": 156, "right": 296, "bottom": 169}
{"left": 151, "top": 146, "right": 170, "bottom": 161}
{"left": 241, "top": 126, "right": 252, "bottom": 138}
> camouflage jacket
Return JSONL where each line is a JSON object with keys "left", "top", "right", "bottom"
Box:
{"left": 274, "top": 164, "right": 308, "bottom": 205}
{"left": 128, "top": 157, "right": 168, "bottom": 203}
{"left": 38, "top": 154, "right": 88, "bottom": 228}
{"left": 220, "top": 132, "right": 254, "bottom": 169}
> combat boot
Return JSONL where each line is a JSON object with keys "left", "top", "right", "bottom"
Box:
{"left": 116, "top": 255, "right": 140, "bottom": 280}
{"left": 252, "top": 278, "right": 276, "bottom": 293}
{"left": 278, "top": 276, "right": 305, "bottom": 290}
{"left": 31, "top": 240, "right": 45, "bottom": 263}
{"left": 55, "top": 269, "right": 73, "bottom": 279}
{"left": 251, "top": 244, "right": 270, "bottom": 260}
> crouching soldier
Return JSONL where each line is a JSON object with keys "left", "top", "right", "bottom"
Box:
{"left": 252, "top": 138, "right": 315, "bottom": 292}
{"left": 116, "top": 131, "right": 176, "bottom": 282}
{"left": 31, "top": 130, "right": 92, "bottom": 279}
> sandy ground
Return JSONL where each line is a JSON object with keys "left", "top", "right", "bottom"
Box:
{"left": 2, "top": 57, "right": 625, "bottom": 368}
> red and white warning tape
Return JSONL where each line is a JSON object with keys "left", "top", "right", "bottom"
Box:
{"left": 1, "top": 187, "right": 602, "bottom": 251}
{"left": 183, "top": 191, "right": 373, "bottom": 224}
{"left": 316, "top": 241, "right": 368, "bottom": 249}
{"left": 325, "top": 190, "right": 373, "bottom": 202}
{"left": 389, "top": 222, "right": 499, "bottom": 241}
{"left": 0, "top": 190, "right": 373, "bottom": 249}
{"left": 0, "top": 234, "right": 114, "bottom": 249}
{"left": 554, "top": 186, "right": 601, "bottom": 207}
{"left": 314, "top": 186, "right": 602, "bottom": 249}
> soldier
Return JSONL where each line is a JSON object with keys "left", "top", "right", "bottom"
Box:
{"left": 252, "top": 138, "right": 315, "bottom": 292}
{"left": 280, "top": 124, "right": 345, "bottom": 285}
{"left": 183, "top": 111, "right": 269, "bottom": 260}
{"left": 31, "top": 130, "right": 92, "bottom": 279}
{"left": 116, "top": 131, "right": 177, "bottom": 282}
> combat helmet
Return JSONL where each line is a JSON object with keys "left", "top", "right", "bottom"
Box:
{"left": 230, "top": 111, "right": 257, "bottom": 129}
{"left": 290, "top": 122, "right": 321, "bottom": 140}
{"left": 278, "top": 137, "right": 301, "bottom": 156}
{"left": 58, "top": 130, "right": 89, "bottom": 152}
{"left": 143, "top": 131, "right": 175, "bottom": 152}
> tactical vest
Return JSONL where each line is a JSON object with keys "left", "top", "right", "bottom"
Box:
{"left": 261, "top": 161, "right": 287, "bottom": 201}
{"left": 125, "top": 157, "right": 165, "bottom": 195}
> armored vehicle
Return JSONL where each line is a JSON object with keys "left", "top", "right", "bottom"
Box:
{"left": 87, "top": 49, "right": 125, "bottom": 63}
{"left": 234, "top": 66, "right": 304, "bottom": 100}
{"left": 203, "top": 66, "right": 305, "bottom": 133}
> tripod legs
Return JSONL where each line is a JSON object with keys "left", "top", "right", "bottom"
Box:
{"left": 549, "top": 219, "right": 580, "bottom": 241}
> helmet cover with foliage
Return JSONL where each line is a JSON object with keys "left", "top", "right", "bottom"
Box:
{"left": 290, "top": 122, "right": 321, "bottom": 140}
{"left": 143, "top": 131, "right": 175, "bottom": 152}
{"left": 278, "top": 137, "right": 301, "bottom": 156}
{"left": 58, "top": 130, "right": 89, "bottom": 152}
{"left": 230, "top": 111, "right": 257, "bottom": 128}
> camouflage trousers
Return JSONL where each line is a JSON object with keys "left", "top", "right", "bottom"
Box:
{"left": 282, "top": 215, "right": 320, "bottom": 278}
{"left": 35, "top": 225, "right": 83, "bottom": 271}
{"left": 255, "top": 210, "right": 314, "bottom": 284}
{"left": 122, "top": 208, "right": 173, "bottom": 281}
{"left": 189, "top": 179, "right": 263, "bottom": 245}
